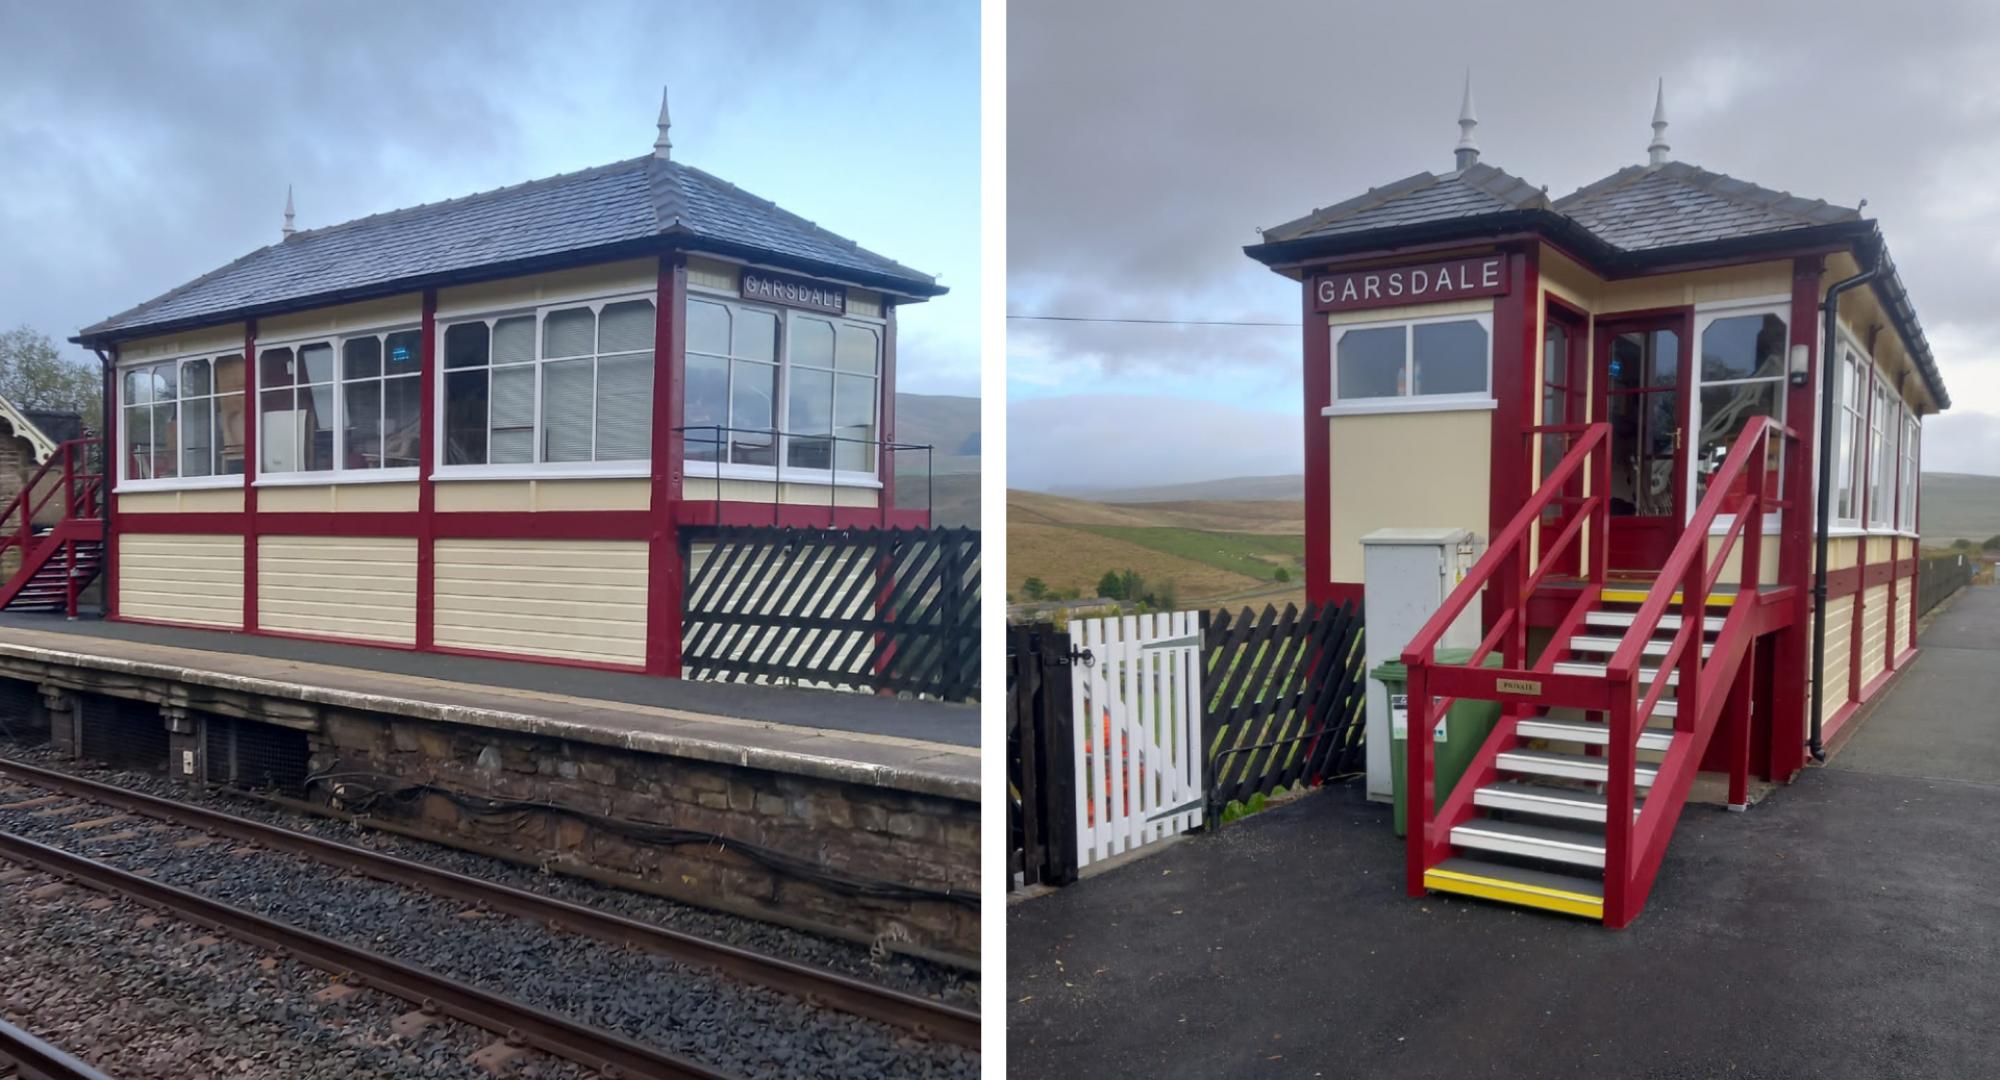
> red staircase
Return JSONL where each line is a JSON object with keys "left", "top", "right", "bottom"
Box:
{"left": 0, "top": 438, "right": 106, "bottom": 616}
{"left": 1401, "top": 416, "right": 1793, "bottom": 927}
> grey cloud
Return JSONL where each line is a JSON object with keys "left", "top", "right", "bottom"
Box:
{"left": 1008, "top": 393, "right": 1299, "bottom": 493}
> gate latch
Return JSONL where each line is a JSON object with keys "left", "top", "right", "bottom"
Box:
{"left": 1066, "top": 645, "right": 1095, "bottom": 668}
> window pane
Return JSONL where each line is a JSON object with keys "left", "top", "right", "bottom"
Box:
{"left": 1336, "top": 326, "right": 1404, "bottom": 399}
{"left": 383, "top": 376, "right": 421, "bottom": 469}
{"left": 215, "top": 354, "right": 245, "bottom": 394}
{"left": 260, "top": 389, "right": 294, "bottom": 472}
{"left": 182, "top": 358, "right": 211, "bottom": 397}
{"left": 216, "top": 392, "right": 246, "bottom": 475}
{"left": 792, "top": 317, "right": 835, "bottom": 369}
{"left": 683, "top": 353, "right": 729, "bottom": 462}
{"left": 1696, "top": 381, "right": 1782, "bottom": 504}
{"left": 1700, "top": 314, "right": 1786, "bottom": 382}
{"left": 260, "top": 347, "right": 295, "bottom": 388}
{"left": 343, "top": 336, "right": 382, "bottom": 380}
{"left": 343, "top": 379, "right": 382, "bottom": 469}
{"left": 834, "top": 373, "right": 877, "bottom": 472}
{"left": 123, "top": 405, "right": 152, "bottom": 477}
{"left": 836, "top": 323, "right": 878, "bottom": 374}
{"left": 729, "top": 359, "right": 776, "bottom": 466}
{"left": 1543, "top": 325, "right": 1568, "bottom": 386}
{"left": 734, "top": 308, "right": 777, "bottom": 363}
{"left": 302, "top": 384, "right": 334, "bottom": 470}
{"left": 542, "top": 357, "right": 594, "bottom": 462}
{"left": 595, "top": 353, "right": 652, "bottom": 461}
{"left": 599, "top": 299, "right": 655, "bottom": 354}
{"left": 543, "top": 308, "right": 595, "bottom": 359}
{"left": 445, "top": 322, "right": 489, "bottom": 370}
{"left": 123, "top": 368, "right": 151, "bottom": 406}
{"left": 786, "top": 366, "right": 833, "bottom": 469}
{"left": 150, "top": 404, "right": 177, "bottom": 478}
{"left": 490, "top": 365, "right": 535, "bottom": 464}
{"left": 152, "top": 363, "right": 178, "bottom": 401}
{"left": 298, "top": 342, "right": 334, "bottom": 385}
{"left": 181, "top": 398, "right": 212, "bottom": 477}
{"left": 688, "top": 299, "right": 730, "bottom": 356}
{"left": 443, "top": 371, "right": 488, "bottom": 465}
{"left": 385, "top": 330, "right": 421, "bottom": 375}
{"left": 1413, "top": 320, "right": 1486, "bottom": 395}
{"left": 493, "top": 316, "right": 535, "bottom": 365}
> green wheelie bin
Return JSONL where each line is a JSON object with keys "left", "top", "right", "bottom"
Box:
{"left": 1375, "top": 649, "right": 1503, "bottom": 837}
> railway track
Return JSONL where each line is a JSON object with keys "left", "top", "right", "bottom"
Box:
{"left": 0, "top": 1017, "right": 114, "bottom": 1080}
{"left": 0, "top": 756, "right": 978, "bottom": 1073}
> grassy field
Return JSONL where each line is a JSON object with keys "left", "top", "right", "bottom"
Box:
{"left": 1006, "top": 489, "right": 1307, "bottom": 607}
{"left": 1918, "top": 472, "right": 2000, "bottom": 547}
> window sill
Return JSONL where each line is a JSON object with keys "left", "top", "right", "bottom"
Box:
{"left": 684, "top": 461, "right": 885, "bottom": 489}
{"left": 255, "top": 469, "right": 419, "bottom": 488}
{"left": 431, "top": 464, "right": 652, "bottom": 483}
{"left": 1323, "top": 397, "right": 1497, "bottom": 418}
{"left": 115, "top": 475, "right": 246, "bottom": 494}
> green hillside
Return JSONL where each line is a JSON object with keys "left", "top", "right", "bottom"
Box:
{"left": 1919, "top": 472, "right": 2000, "bottom": 548}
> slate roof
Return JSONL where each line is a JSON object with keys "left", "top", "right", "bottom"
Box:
{"left": 1248, "top": 158, "right": 1948, "bottom": 410}
{"left": 77, "top": 155, "right": 941, "bottom": 343}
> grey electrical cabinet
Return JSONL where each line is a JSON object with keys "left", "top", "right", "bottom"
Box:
{"left": 1360, "top": 528, "right": 1481, "bottom": 803}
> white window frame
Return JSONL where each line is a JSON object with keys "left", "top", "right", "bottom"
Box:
{"left": 1828, "top": 329, "right": 1870, "bottom": 535}
{"left": 681, "top": 287, "right": 887, "bottom": 489}
{"left": 1690, "top": 299, "right": 1790, "bottom": 536}
{"left": 431, "top": 291, "right": 658, "bottom": 482}
{"left": 1865, "top": 369, "right": 1892, "bottom": 531}
{"left": 114, "top": 351, "right": 250, "bottom": 494}
{"left": 255, "top": 320, "right": 422, "bottom": 487}
{"left": 1324, "top": 310, "right": 1496, "bottom": 417}
{"left": 1898, "top": 408, "right": 1920, "bottom": 535}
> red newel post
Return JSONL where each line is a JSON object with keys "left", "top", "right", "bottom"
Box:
{"left": 1604, "top": 673, "right": 1637, "bottom": 927}
{"left": 1404, "top": 660, "right": 1431, "bottom": 898}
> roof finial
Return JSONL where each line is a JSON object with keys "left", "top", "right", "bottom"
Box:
{"left": 1455, "top": 70, "right": 1480, "bottom": 172}
{"left": 1647, "top": 78, "right": 1670, "bottom": 166}
{"left": 282, "top": 185, "right": 295, "bottom": 239}
{"left": 653, "top": 86, "right": 672, "bottom": 161}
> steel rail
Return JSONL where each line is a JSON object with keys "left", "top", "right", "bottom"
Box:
{"left": 0, "top": 1017, "right": 117, "bottom": 1080}
{"left": 0, "top": 757, "right": 978, "bottom": 1048}
{"left": 0, "top": 826, "right": 737, "bottom": 1080}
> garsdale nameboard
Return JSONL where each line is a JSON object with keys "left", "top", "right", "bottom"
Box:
{"left": 1312, "top": 255, "right": 1507, "bottom": 314}
{"left": 741, "top": 268, "right": 847, "bottom": 316}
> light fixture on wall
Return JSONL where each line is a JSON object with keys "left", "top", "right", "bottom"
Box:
{"left": 1789, "top": 343, "right": 1810, "bottom": 387}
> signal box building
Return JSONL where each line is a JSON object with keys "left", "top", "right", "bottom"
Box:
{"left": 49, "top": 99, "right": 942, "bottom": 676}
{"left": 1246, "top": 84, "right": 1950, "bottom": 926}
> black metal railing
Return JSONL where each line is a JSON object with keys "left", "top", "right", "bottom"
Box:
{"left": 1918, "top": 553, "right": 1973, "bottom": 617}
{"left": 673, "top": 425, "right": 934, "bottom": 525}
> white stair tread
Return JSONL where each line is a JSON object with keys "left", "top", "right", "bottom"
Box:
{"left": 1554, "top": 660, "right": 1679, "bottom": 685}
{"left": 1585, "top": 610, "right": 1726, "bottom": 633}
{"left": 1474, "top": 781, "right": 1643, "bottom": 823}
{"left": 1517, "top": 717, "right": 1674, "bottom": 751}
{"left": 1497, "top": 748, "right": 1659, "bottom": 787}
{"left": 1451, "top": 817, "right": 1606, "bottom": 868}
{"left": 1431, "top": 856, "right": 1604, "bottom": 899}
{"left": 1568, "top": 635, "right": 1714, "bottom": 658}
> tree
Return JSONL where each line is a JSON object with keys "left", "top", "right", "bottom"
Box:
{"left": 1021, "top": 576, "right": 1048, "bottom": 601}
{"left": 0, "top": 326, "right": 101, "bottom": 424}
{"left": 1118, "top": 568, "right": 1144, "bottom": 602}
{"left": 1984, "top": 535, "right": 2000, "bottom": 553}
{"left": 1273, "top": 567, "right": 1291, "bottom": 583}
{"left": 1096, "top": 570, "right": 1125, "bottom": 600}
{"left": 1955, "top": 538, "right": 1974, "bottom": 551}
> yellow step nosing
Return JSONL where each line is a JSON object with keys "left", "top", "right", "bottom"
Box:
{"left": 1601, "top": 587, "right": 1734, "bottom": 608}
{"left": 1424, "top": 867, "right": 1604, "bottom": 919}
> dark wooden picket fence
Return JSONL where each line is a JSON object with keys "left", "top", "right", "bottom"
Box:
{"left": 1201, "top": 601, "right": 1367, "bottom": 821}
{"left": 1917, "top": 553, "right": 1972, "bottom": 617}
{"left": 1008, "top": 624, "right": 1078, "bottom": 890}
{"left": 680, "top": 525, "right": 980, "bottom": 702}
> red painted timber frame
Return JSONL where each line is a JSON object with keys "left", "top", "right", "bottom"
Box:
{"left": 1300, "top": 273, "right": 1343, "bottom": 606}
{"left": 102, "top": 254, "right": 927, "bottom": 678}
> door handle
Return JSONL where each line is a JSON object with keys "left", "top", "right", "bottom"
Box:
{"left": 1673, "top": 427, "right": 1684, "bottom": 451}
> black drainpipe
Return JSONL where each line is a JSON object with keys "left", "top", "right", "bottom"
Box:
{"left": 1810, "top": 266, "right": 1879, "bottom": 761}
{"left": 91, "top": 345, "right": 115, "bottom": 619}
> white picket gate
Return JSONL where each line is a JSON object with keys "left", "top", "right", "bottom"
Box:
{"left": 1070, "top": 611, "right": 1204, "bottom": 868}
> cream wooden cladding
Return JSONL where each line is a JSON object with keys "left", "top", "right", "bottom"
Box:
{"left": 117, "top": 534, "right": 243, "bottom": 629}
{"left": 257, "top": 536, "right": 417, "bottom": 645}
{"left": 433, "top": 539, "right": 648, "bottom": 665}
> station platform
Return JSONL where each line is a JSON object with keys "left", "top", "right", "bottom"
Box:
{"left": 0, "top": 613, "right": 977, "bottom": 801}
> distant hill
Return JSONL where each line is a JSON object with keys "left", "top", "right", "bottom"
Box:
{"left": 1007, "top": 489, "right": 1306, "bottom": 610}
{"left": 892, "top": 393, "right": 979, "bottom": 528}
{"left": 1055, "top": 474, "right": 1304, "bottom": 503}
{"left": 1919, "top": 472, "right": 2000, "bottom": 548}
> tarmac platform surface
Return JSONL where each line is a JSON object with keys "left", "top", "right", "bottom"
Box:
{"left": 1007, "top": 586, "right": 2000, "bottom": 1078}
{"left": 0, "top": 613, "right": 977, "bottom": 800}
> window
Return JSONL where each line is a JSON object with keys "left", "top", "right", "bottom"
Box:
{"left": 440, "top": 297, "right": 655, "bottom": 469}
{"left": 121, "top": 353, "right": 246, "bottom": 483}
{"left": 1900, "top": 410, "right": 1919, "bottom": 532}
{"left": 1692, "top": 311, "right": 1786, "bottom": 507}
{"left": 1832, "top": 343, "right": 1867, "bottom": 528}
{"left": 1866, "top": 375, "right": 1892, "bottom": 528}
{"left": 341, "top": 330, "right": 422, "bottom": 469}
{"left": 684, "top": 297, "right": 883, "bottom": 477}
{"left": 1331, "top": 315, "right": 1491, "bottom": 411}
{"left": 259, "top": 342, "right": 336, "bottom": 473}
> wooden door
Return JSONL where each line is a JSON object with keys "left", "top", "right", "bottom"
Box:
{"left": 1596, "top": 314, "right": 1691, "bottom": 572}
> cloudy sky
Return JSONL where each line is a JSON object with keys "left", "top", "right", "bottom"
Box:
{"left": 0, "top": 0, "right": 978, "bottom": 394}
{"left": 1007, "top": 0, "right": 2000, "bottom": 492}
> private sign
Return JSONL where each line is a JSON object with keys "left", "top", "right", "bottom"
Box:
{"left": 1313, "top": 255, "right": 1507, "bottom": 313}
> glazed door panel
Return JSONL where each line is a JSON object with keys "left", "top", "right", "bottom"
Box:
{"left": 1597, "top": 316, "right": 1691, "bottom": 571}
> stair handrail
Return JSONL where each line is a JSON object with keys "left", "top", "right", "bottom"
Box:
{"left": 1600, "top": 414, "right": 1792, "bottom": 923}
{"left": 1402, "top": 421, "right": 1611, "bottom": 898}
{"left": 0, "top": 438, "right": 99, "bottom": 560}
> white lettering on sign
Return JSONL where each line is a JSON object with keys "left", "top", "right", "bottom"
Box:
{"left": 740, "top": 269, "right": 847, "bottom": 315}
{"left": 1313, "top": 255, "right": 1508, "bottom": 313}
